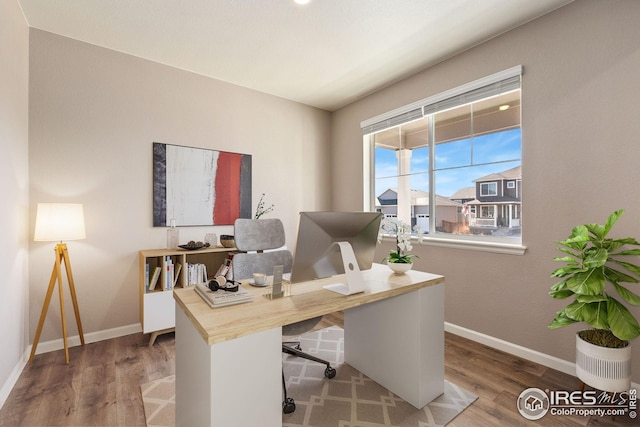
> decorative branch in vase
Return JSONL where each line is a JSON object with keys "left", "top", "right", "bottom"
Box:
{"left": 254, "top": 193, "right": 275, "bottom": 219}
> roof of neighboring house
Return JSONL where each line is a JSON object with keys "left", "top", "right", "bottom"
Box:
{"left": 467, "top": 199, "right": 519, "bottom": 205}
{"left": 450, "top": 187, "right": 476, "bottom": 199}
{"left": 409, "top": 189, "right": 430, "bottom": 204}
{"left": 474, "top": 165, "right": 521, "bottom": 183}
{"left": 377, "top": 188, "right": 461, "bottom": 207}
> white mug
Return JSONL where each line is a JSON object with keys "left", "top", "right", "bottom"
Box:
{"left": 253, "top": 272, "right": 267, "bottom": 286}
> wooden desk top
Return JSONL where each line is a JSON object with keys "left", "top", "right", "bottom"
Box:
{"left": 173, "top": 263, "right": 444, "bottom": 345}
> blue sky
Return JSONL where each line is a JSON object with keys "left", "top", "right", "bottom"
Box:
{"left": 375, "top": 128, "right": 521, "bottom": 198}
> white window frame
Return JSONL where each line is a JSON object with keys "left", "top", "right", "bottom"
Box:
{"left": 362, "top": 66, "right": 526, "bottom": 255}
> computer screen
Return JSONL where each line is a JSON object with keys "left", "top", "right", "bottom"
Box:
{"left": 290, "top": 211, "right": 382, "bottom": 294}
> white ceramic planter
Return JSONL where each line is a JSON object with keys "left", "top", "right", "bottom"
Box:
{"left": 575, "top": 331, "right": 631, "bottom": 392}
{"left": 387, "top": 261, "right": 413, "bottom": 274}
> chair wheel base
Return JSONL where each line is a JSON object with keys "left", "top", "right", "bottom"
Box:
{"left": 283, "top": 397, "right": 296, "bottom": 414}
{"left": 325, "top": 367, "right": 336, "bottom": 378}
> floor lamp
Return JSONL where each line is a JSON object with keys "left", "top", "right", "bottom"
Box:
{"left": 30, "top": 203, "right": 86, "bottom": 364}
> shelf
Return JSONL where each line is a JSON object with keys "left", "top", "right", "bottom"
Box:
{"left": 139, "top": 246, "right": 236, "bottom": 341}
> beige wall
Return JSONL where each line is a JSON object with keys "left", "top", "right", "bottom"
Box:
{"left": 12, "top": 0, "right": 640, "bottom": 392}
{"left": 0, "top": 0, "right": 30, "bottom": 402}
{"left": 331, "top": 0, "right": 640, "bottom": 382}
{"left": 28, "top": 30, "right": 332, "bottom": 343}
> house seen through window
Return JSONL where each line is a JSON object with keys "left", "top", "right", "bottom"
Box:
{"left": 363, "top": 68, "right": 522, "bottom": 245}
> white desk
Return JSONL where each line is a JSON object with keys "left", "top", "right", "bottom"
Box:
{"left": 173, "top": 263, "right": 445, "bottom": 427}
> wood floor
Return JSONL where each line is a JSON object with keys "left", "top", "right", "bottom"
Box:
{"left": 0, "top": 312, "right": 634, "bottom": 426}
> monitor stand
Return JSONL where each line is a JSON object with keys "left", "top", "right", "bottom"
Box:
{"left": 323, "top": 242, "right": 366, "bottom": 295}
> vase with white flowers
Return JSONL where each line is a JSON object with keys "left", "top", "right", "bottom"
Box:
{"left": 380, "top": 217, "right": 421, "bottom": 274}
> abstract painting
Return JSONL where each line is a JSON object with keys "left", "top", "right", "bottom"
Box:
{"left": 153, "top": 142, "right": 251, "bottom": 226}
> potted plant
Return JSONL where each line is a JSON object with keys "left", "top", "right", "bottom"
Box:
{"left": 548, "top": 209, "right": 640, "bottom": 391}
{"left": 380, "top": 217, "right": 420, "bottom": 274}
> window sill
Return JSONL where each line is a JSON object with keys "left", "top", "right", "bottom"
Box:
{"left": 379, "top": 234, "right": 526, "bottom": 255}
{"left": 420, "top": 236, "right": 526, "bottom": 255}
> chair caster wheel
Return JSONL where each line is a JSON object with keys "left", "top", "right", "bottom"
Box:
{"left": 283, "top": 397, "right": 296, "bottom": 414}
{"left": 324, "top": 367, "right": 336, "bottom": 379}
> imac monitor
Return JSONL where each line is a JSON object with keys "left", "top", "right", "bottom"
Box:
{"left": 290, "top": 211, "right": 382, "bottom": 295}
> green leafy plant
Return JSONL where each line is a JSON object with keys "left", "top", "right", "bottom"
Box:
{"left": 548, "top": 209, "right": 640, "bottom": 346}
{"left": 380, "top": 218, "right": 420, "bottom": 264}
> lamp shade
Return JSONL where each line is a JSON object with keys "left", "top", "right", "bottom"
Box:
{"left": 34, "top": 203, "right": 86, "bottom": 242}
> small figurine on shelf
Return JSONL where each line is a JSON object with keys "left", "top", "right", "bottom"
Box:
{"left": 254, "top": 193, "right": 275, "bottom": 219}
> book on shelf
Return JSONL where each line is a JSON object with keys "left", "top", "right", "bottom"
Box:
{"left": 186, "top": 263, "right": 208, "bottom": 286}
{"left": 173, "top": 263, "right": 182, "bottom": 287}
{"left": 165, "top": 256, "right": 174, "bottom": 290}
{"left": 212, "top": 256, "right": 236, "bottom": 281}
{"left": 145, "top": 263, "right": 150, "bottom": 291}
{"left": 214, "top": 258, "right": 230, "bottom": 278}
{"left": 194, "top": 283, "right": 253, "bottom": 308}
{"left": 148, "top": 266, "right": 162, "bottom": 291}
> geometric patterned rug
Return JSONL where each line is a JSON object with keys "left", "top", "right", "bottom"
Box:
{"left": 141, "top": 326, "right": 477, "bottom": 427}
{"left": 282, "top": 327, "right": 477, "bottom": 427}
{"left": 140, "top": 375, "right": 175, "bottom": 427}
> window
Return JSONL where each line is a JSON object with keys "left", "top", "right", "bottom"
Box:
{"left": 480, "top": 182, "right": 498, "bottom": 197}
{"left": 363, "top": 67, "right": 523, "bottom": 250}
{"left": 480, "top": 205, "right": 495, "bottom": 218}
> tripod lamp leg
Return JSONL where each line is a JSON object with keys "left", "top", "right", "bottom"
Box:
{"left": 29, "top": 243, "right": 85, "bottom": 364}
{"left": 62, "top": 245, "right": 85, "bottom": 346}
{"left": 28, "top": 262, "right": 59, "bottom": 362}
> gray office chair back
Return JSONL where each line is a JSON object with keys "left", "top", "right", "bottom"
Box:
{"left": 232, "top": 218, "right": 293, "bottom": 280}
{"left": 232, "top": 218, "right": 320, "bottom": 336}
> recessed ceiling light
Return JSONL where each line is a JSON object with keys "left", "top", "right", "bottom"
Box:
{"left": 499, "top": 104, "right": 510, "bottom": 111}
{"left": 295, "top": 0, "right": 312, "bottom": 5}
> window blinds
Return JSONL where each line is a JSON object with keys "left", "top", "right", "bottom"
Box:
{"left": 361, "top": 107, "right": 423, "bottom": 136}
{"left": 361, "top": 66, "right": 522, "bottom": 135}
{"left": 422, "top": 75, "right": 520, "bottom": 116}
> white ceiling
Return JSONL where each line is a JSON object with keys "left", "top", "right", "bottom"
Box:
{"left": 18, "top": 0, "right": 573, "bottom": 111}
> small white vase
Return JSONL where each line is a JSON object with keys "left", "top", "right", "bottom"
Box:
{"left": 387, "top": 261, "right": 413, "bottom": 274}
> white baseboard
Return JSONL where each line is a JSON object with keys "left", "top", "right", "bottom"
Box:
{"left": 1, "top": 323, "right": 142, "bottom": 410}
{"left": 30, "top": 323, "right": 142, "bottom": 356}
{"left": 445, "top": 322, "right": 640, "bottom": 391}
{"left": 0, "top": 349, "right": 29, "bottom": 411}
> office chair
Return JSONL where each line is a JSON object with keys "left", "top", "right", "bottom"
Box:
{"left": 232, "top": 218, "right": 336, "bottom": 414}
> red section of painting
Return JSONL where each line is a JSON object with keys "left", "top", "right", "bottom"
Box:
{"left": 213, "top": 152, "right": 241, "bottom": 224}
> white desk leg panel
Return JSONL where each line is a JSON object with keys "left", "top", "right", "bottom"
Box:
{"left": 175, "top": 308, "right": 282, "bottom": 427}
{"left": 344, "top": 283, "right": 444, "bottom": 408}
